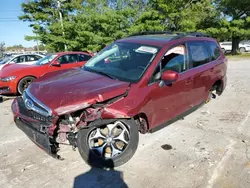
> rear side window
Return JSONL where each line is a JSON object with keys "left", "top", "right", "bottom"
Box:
{"left": 57, "top": 54, "right": 79, "bottom": 64}
{"left": 188, "top": 41, "right": 210, "bottom": 68}
{"left": 206, "top": 41, "right": 221, "bottom": 60}
{"left": 13, "top": 55, "right": 26, "bottom": 63}
{"left": 26, "top": 55, "right": 41, "bottom": 62}
{"left": 79, "top": 54, "right": 92, "bottom": 61}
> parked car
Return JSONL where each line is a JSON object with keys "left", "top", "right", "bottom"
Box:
{"left": 0, "top": 51, "right": 92, "bottom": 95}
{"left": 220, "top": 41, "right": 250, "bottom": 53}
{"left": 12, "top": 32, "right": 227, "bottom": 168}
{"left": 0, "top": 54, "right": 44, "bottom": 70}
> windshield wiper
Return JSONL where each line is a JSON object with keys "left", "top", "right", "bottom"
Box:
{"left": 85, "top": 67, "right": 117, "bottom": 80}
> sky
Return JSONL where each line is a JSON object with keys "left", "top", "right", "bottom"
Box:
{"left": 0, "top": 0, "right": 36, "bottom": 47}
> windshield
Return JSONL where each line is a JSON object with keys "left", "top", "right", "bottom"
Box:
{"left": 35, "top": 54, "right": 57, "bottom": 65}
{"left": 0, "top": 56, "right": 13, "bottom": 64}
{"left": 84, "top": 42, "right": 159, "bottom": 82}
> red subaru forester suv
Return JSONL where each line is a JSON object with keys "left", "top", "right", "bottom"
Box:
{"left": 12, "top": 32, "right": 227, "bottom": 168}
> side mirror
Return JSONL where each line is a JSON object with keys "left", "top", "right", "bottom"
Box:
{"left": 161, "top": 70, "right": 179, "bottom": 83}
{"left": 51, "top": 61, "right": 61, "bottom": 67}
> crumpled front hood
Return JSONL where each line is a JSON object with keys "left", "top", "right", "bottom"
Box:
{"left": 29, "top": 68, "right": 130, "bottom": 115}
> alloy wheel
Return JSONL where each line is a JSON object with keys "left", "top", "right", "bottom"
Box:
{"left": 87, "top": 121, "right": 130, "bottom": 159}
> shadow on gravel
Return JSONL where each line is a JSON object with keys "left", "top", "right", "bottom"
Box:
{"left": 0, "top": 95, "right": 16, "bottom": 103}
{"left": 73, "top": 151, "right": 128, "bottom": 188}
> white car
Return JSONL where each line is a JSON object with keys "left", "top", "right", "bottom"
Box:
{"left": 0, "top": 54, "right": 44, "bottom": 70}
{"left": 220, "top": 42, "right": 250, "bottom": 53}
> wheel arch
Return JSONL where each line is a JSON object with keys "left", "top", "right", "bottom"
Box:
{"left": 134, "top": 112, "right": 150, "bottom": 134}
{"left": 211, "top": 79, "right": 223, "bottom": 95}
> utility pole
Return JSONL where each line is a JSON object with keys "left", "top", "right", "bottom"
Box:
{"left": 57, "top": 0, "right": 67, "bottom": 51}
{"left": 35, "top": 33, "right": 40, "bottom": 52}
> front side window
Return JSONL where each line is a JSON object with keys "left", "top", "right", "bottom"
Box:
{"left": 14, "top": 55, "right": 26, "bottom": 63}
{"left": 26, "top": 55, "right": 41, "bottom": 62}
{"left": 150, "top": 44, "right": 188, "bottom": 83}
{"left": 188, "top": 41, "right": 209, "bottom": 68}
{"left": 57, "top": 54, "right": 79, "bottom": 64}
{"left": 84, "top": 42, "right": 159, "bottom": 82}
{"left": 206, "top": 41, "right": 221, "bottom": 60}
{"left": 162, "top": 45, "right": 187, "bottom": 73}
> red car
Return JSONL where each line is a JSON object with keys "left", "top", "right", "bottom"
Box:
{"left": 12, "top": 32, "right": 227, "bottom": 168}
{"left": 0, "top": 52, "right": 92, "bottom": 95}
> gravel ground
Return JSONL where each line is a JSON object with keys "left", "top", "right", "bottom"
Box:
{"left": 1, "top": 58, "right": 250, "bottom": 188}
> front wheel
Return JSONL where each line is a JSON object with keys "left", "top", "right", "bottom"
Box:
{"left": 77, "top": 119, "right": 139, "bottom": 168}
{"left": 17, "top": 76, "right": 36, "bottom": 94}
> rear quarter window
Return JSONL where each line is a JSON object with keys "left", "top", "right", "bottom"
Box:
{"left": 206, "top": 41, "right": 221, "bottom": 60}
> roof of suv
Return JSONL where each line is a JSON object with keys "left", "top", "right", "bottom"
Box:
{"left": 117, "top": 32, "right": 215, "bottom": 47}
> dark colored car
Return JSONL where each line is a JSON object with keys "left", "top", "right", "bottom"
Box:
{"left": 0, "top": 52, "right": 92, "bottom": 95}
{"left": 12, "top": 32, "right": 227, "bottom": 168}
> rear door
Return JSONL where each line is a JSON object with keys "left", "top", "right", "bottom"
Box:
{"left": 187, "top": 41, "right": 212, "bottom": 106}
{"left": 25, "top": 55, "right": 42, "bottom": 65}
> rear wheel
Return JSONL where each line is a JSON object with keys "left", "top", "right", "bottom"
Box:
{"left": 17, "top": 76, "right": 36, "bottom": 94}
{"left": 77, "top": 119, "right": 139, "bottom": 168}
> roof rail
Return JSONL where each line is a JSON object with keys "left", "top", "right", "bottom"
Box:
{"left": 128, "top": 31, "right": 211, "bottom": 39}
{"left": 128, "top": 31, "right": 173, "bottom": 37}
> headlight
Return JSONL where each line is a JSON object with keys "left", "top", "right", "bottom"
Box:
{"left": 0, "top": 76, "right": 17, "bottom": 82}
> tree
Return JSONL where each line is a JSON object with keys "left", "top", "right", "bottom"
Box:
{"left": 6, "top": 45, "right": 24, "bottom": 51}
{"left": 214, "top": 0, "right": 250, "bottom": 54}
{"left": 0, "top": 42, "right": 5, "bottom": 58}
{"left": 19, "top": 0, "right": 249, "bottom": 55}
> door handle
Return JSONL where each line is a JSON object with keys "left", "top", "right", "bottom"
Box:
{"left": 210, "top": 68, "right": 214, "bottom": 72}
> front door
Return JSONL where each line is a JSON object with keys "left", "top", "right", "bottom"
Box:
{"left": 56, "top": 54, "right": 81, "bottom": 70}
{"left": 143, "top": 44, "right": 194, "bottom": 128}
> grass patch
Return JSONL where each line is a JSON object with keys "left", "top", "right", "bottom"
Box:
{"left": 226, "top": 53, "right": 250, "bottom": 59}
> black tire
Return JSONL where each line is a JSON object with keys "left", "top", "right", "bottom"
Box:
{"left": 239, "top": 47, "right": 246, "bottom": 53}
{"left": 17, "top": 76, "right": 36, "bottom": 94}
{"left": 77, "top": 119, "right": 139, "bottom": 168}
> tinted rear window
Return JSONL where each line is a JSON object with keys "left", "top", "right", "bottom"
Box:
{"left": 188, "top": 41, "right": 210, "bottom": 68}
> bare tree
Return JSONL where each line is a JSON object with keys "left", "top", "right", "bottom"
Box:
{"left": 0, "top": 42, "right": 5, "bottom": 58}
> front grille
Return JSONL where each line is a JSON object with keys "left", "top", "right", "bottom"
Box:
{"left": 17, "top": 97, "right": 52, "bottom": 122}
{"left": 24, "top": 92, "right": 48, "bottom": 113}
{"left": 22, "top": 89, "right": 52, "bottom": 117}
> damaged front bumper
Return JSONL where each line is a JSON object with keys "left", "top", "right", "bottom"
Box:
{"left": 14, "top": 117, "right": 60, "bottom": 158}
{"left": 12, "top": 98, "right": 60, "bottom": 159}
